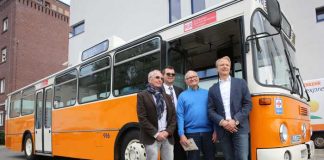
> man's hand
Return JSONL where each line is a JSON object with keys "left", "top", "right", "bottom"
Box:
{"left": 222, "top": 119, "right": 238, "bottom": 133}
{"left": 156, "top": 132, "right": 167, "bottom": 141}
{"left": 212, "top": 131, "right": 217, "bottom": 143}
{"left": 179, "top": 135, "right": 190, "bottom": 147}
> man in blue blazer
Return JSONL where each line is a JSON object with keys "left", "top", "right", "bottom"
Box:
{"left": 208, "top": 56, "right": 252, "bottom": 160}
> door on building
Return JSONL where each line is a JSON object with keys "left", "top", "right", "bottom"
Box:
{"left": 35, "top": 86, "right": 53, "bottom": 154}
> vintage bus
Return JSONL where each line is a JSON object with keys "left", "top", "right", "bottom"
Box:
{"left": 5, "top": 0, "right": 315, "bottom": 159}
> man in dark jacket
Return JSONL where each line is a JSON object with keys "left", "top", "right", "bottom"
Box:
{"left": 162, "top": 66, "right": 186, "bottom": 160}
{"left": 137, "top": 69, "right": 177, "bottom": 160}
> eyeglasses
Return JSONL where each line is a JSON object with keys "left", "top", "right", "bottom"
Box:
{"left": 185, "top": 75, "right": 198, "bottom": 80}
{"left": 154, "top": 76, "right": 163, "bottom": 80}
{"left": 166, "top": 73, "right": 176, "bottom": 77}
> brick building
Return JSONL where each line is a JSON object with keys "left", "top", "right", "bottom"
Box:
{"left": 0, "top": 0, "right": 69, "bottom": 132}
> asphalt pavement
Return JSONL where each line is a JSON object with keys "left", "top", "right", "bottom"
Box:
{"left": 0, "top": 145, "right": 324, "bottom": 160}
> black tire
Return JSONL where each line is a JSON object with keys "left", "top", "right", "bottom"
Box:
{"left": 23, "top": 134, "right": 36, "bottom": 160}
{"left": 120, "top": 130, "right": 146, "bottom": 160}
{"left": 312, "top": 133, "right": 324, "bottom": 149}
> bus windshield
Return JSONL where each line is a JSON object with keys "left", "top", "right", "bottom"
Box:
{"left": 251, "top": 11, "right": 293, "bottom": 91}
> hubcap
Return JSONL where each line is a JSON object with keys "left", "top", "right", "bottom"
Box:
{"left": 25, "top": 138, "right": 33, "bottom": 156}
{"left": 315, "top": 136, "right": 324, "bottom": 148}
{"left": 124, "top": 139, "right": 146, "bottom": 160}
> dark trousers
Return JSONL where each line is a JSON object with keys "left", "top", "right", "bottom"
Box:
{"left": 185, "top": 132, "right": 215, "bottom": 160}
{"left": 220, "top": 132, "right": 249, "bottom": 160}
{"left": 174, "top": 129, "right": 187, "bottom": 160}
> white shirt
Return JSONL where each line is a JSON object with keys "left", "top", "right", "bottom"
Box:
{"left": 163, "top": 83, "right": 178, "bottom": 109}
{"left": 219, "top": 76, "right": 231, "bottom": 120}
{"left": 152, "top": 95, "right": 167, "bottom": 133}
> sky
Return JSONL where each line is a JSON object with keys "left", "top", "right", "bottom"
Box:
{"left": 59, "top": 0, "right": 70, "bottom": 5}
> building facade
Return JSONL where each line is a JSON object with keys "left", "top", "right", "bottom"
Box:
{"left": 278, "top": 0, "right": 324, "bottom": 80}
{"left": 0, "top": 0, "right": 70, "bottom": 131}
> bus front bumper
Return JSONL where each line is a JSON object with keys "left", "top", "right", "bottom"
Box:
{"left": 257, "top": 141, "right": 315, "bottom": 160}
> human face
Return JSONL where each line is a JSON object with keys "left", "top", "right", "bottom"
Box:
{"left": 217, "top": 59, "right": 231, "bottom": 78}
{"left": 163, "top": 68, "right": 176, "bottom": 85}
{"left": 149, "top": 72, "right": 163, "bottom": 88}
{"left": 185, "top": 71, "right": 199, "bottom": 89}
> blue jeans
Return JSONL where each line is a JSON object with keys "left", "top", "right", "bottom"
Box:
{"left": 220, "top": 132, "right": 249, "bottom": 160}
{"left": 185, "top": 132, "right": 215, "bottom": 160}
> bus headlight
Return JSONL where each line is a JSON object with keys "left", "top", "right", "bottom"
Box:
{"left": 280, "top": 124, "right": 288, "bottom": 143}
{"left": 301, "top": 123, "right": 306, "bottom": 138}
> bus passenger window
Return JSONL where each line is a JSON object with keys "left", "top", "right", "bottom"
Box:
{"left": 21, "top": 86, "right": 35, "bottom": 115}
{"left": 113, "top": 37, "right": 161, "bottom": 96}
{"left": 9, "top": 92, "right": 21, "bottom": 118}
{"left": 54, "top": 69, "right": 77, "bottom": 108}
{"left": 78, "top": 57, "right": 111, "bottom": 103}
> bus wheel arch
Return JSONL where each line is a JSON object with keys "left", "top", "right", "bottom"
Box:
{"left": 114, "top": 122, "right": 146, "bottom": 160}
{"left": 22, "top": 131, "right": 35, "bottom": 160}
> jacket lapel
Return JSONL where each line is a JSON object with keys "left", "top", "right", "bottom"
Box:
{"left": 215, "top": 83, "right": 224, "bottom": 107}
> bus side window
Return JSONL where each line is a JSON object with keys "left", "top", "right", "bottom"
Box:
{"left": 78, "top": 57, "right": 111, "bottom": 103}
{"left": 9, "top": 92, "right": 21, "bottom": 118}
{"left": 54, "top": 69, "right": 78, "bottom": 108}
{"left": 113, "top": 37, "right": 161, "bottom": 96}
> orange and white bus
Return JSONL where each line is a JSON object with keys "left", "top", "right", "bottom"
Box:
{"left": 5, "top": 0, "right": 315, "bottom": 159}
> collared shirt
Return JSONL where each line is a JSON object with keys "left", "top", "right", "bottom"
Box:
{"left": 219, "top": 76, "right": 231, "bottom": 120}
{"left": 152, "top": 95, "right": 167, "bottom": 133}
{"left": 163, "top": 83, "right": 178, "bottom": 109}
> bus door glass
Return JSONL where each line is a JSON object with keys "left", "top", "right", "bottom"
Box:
{"left": 35, "top": 86, "right": 53, "bottom": 153}
{"left": 167, "top": 17, "right": 244, "bottom": 90}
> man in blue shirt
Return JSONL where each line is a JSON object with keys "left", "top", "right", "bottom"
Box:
{"left": 177, "top": 70, "right": 216, "bottom": 160}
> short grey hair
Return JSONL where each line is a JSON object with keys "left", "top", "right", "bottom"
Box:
{"left": 185, "top": 70, "right": 197, "bottom": 79}
{"left": 215, "top": 56, "right": 231, "bottom": 68}
{"left": 147, "top": 70, "right": 162, "bottom": 81}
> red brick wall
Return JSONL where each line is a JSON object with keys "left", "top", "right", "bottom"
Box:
{"left": 0, "top": 0, "right": 69, "bottom": 131}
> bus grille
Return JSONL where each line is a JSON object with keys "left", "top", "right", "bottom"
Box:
{"left": 299, "top": 106, "right": 308, "bottom": 116}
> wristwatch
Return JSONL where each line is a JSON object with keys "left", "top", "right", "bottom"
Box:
{"left": 235, "top": 120, "right": 240, "bottom": 125}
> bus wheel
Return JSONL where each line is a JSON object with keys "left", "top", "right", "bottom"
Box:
{"left": 24, "top": 134, "right": 35, "bottom": 160}
{"left": 313, "top": 133, "right": 324, "bottom": 149}
{"left": 120, "top": 130, "right": 146, "bottom": 160}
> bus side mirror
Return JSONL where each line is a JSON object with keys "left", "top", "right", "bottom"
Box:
{"left": 266, "top": 0, "right": 282, "bottom": 29}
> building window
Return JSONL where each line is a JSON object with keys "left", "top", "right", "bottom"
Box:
{"left": 2, "top": 17, "right": 8, "bottom": 32}
{"left": 71, "top": 21, "right": 85, "bottom": 37}
{"left": 192, "top": 0, "right": 205, "bottom": 14}
{"left": 0, "top": 79, "right": 4, "bottom": 94}
{"left": 316, "top": 6, "right": 324, "bottom": 22}
{"left": 36, "top": 0, "right": 44, "bottom": 5}
{"left": 1, "top": 47, "right": 7, "bottom": 63}
{"left": 169, "top": 0, "right": 181, "bottom": 23}
{"left": 45, "top": 1, "right": 50, "bottom": 7}
{"left": 0, "top": 111, "right": 3, "bottom": 126}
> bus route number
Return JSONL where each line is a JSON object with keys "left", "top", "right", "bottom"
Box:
{"left": 103, "top": 133, "right": 110, "bottom": 139}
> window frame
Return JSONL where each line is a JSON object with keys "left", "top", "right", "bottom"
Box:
{"left": 78, "top": 56, "right": 111, "bottom": 104}
{"left": 21, "top": 86, "right": 36, "bottom": 116}
{"left": 169, "top": 0, "right": 181, "bottom": 23}
{"left": 1, "top": 47, "right": 7, "bottom": 63}
{"left": 113, "top": 36, "right": 162, "bottom": 96}
{"left": 0, "top": 111, "right": 3, "bottom": 126}
{"left": 316, "top": 6, "right": 324, "bottom": 23}
{"left": 2, "top": 17, "right": 8, "bottom": 32}
{"left": 53, "top": 69, "right": 78, "bottom": 109}
{"left": 0, "top": 79, "right": 4, "bottom": 94}
{"left": 191, "top": 0, "right": 205, "bottom": 14}
{"left": 71, "top": 21, "right": 85, "bottom": 37}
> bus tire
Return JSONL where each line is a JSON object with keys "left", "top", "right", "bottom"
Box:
{"left": 120, "top": 130, "right": 146, "bottom": 160}
{"left": 313, "top": 133, "right": 324, "bottom": 149}
{"left": 23, "top": 134, "right": 35, "bottom": 160}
